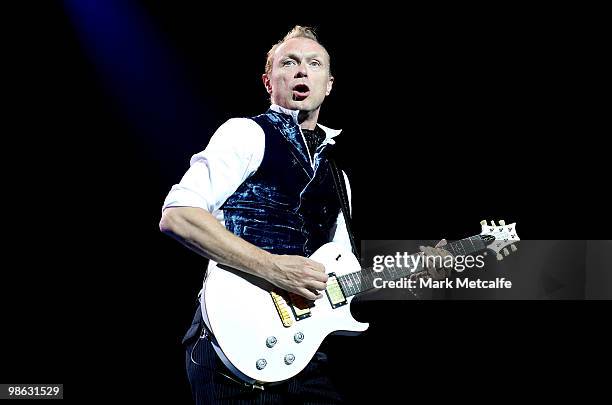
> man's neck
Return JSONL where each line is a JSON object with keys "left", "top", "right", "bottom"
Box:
{"left": 298, "top": 109, "right": 320, "bottom": 130}
{"left": 270, "top": 103, "right": 321, "bottom": 130}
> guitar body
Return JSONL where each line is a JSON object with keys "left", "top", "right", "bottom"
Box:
{"left": 201, "top": 242, "right": 369, "bottom": 384}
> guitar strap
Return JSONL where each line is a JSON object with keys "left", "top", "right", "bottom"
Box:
{"left": 328, "top": 159, "right": 360, "bottom": 261}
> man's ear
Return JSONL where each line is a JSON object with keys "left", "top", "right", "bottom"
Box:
{"left": 326, "top": 75, "right": 334, "bottom": 96}
{"left": 262, "top": 74, "right": 272, "bottom": 95}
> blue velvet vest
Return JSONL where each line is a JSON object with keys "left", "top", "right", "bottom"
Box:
{"left": 220, "top": 109, "right": 341, "bottom": 257}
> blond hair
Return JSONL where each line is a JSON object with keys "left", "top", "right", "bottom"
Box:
{"left": 265, "top": 26, "right": 331, "bottom": 75}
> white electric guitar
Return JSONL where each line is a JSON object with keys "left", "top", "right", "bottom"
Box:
{"left": 201, "top": 220, "right": 519, "bottom": 385}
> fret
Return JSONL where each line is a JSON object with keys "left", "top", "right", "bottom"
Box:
{"left": 391, "top": 265, "right": 403, "bottom": 279}
{"left": 453, "top": 240, "right": 466, "bottom": 256}
{"left": 352, "top": 273, "right": 360, "bottom": 295}
{"left": 471, "top": 236, "right": 486, "bottom": 251}
{"left": 343, "top": 272, "right": 361, "bottom": 295}
{"left": 342, "top": 274, "right": 350, "bottom": 295}
{"left": 382, "top": 266, "right": 392, "bottom": 280}
{"left": 387, "top": 265, "right": 394, "bottom": 278}
{"left": 446, "top": 242, "right": 458, "bottom": 256}
{"left": 461, "top": 239, "right": 469, "bottom": 255}
{"left": 351, "top": 273, "right": 360, "bottom": 293}
{"left": 394, "top": 263, "right": 404, "bottom": 277}
{"left": 467, "top": 236, "right": 476, "bottom": 252}
{"left": 359, "top": 270, "right": 370, "bottom": 283}
{"left": 359, "top": 270, "right": 372, "bottom": 291}
{"left": 401, "top": 259, "right": 414, "bottom": 277}
{"left": 359, "top": 271, "right": 369, "bottom": 294}
{"left": 389, "top": 264, "right": 398, "bottom": 279}
{"left": 345, "top": 274, "right": 355, "bottom": 295}
{"left": 360, "top": 270, "right": 374, "bottom": 291}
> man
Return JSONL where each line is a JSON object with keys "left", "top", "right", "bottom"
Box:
{"left": 160, "top": 26, "right": 355, "bottom": 404}
{"left": 160, "top": 26, "right": 449, "bottom": 404}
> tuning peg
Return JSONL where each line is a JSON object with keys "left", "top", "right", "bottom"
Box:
{"left": 496, "top": 253, "right": 503, "bottom": 261}
{"left": 499, "top": 220, "right": 506, "bottom": 226}
{"left": 480, "top": 220, "right": 487, "bottom": 226}
{"left": 511, "top": 244, "right": 517, "bottom": 252}
{"left": 503, "top": 248, "right": 510, "bottom": 256}
{"left": 491, "top": 220, "right": 497, "bottom": 226}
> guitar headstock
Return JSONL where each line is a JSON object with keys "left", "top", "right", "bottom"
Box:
{"left": 479, "top": 220, "right": 520, "bottom": 260}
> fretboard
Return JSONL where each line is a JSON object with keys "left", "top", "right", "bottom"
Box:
{"left": 336, "top": 235, "right": 487, "bottom": 297}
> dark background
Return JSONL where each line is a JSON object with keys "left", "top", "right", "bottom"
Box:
{"left": 3, "top": 1, "right": 609, "bottom": 403}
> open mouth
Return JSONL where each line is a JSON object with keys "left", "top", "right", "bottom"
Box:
{"left": 292, "top": 84, "right": 310, "bottom": 101}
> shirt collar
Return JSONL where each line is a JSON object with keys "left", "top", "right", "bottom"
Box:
{"left": 269, "top": 104, "right": 342, "bottom": 144}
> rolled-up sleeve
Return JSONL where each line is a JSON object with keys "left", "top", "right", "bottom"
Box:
{"left": 162, "top": 118, "right": 265, "bottom": 214}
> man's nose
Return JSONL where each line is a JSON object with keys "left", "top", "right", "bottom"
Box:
{"left": 294, "top": 63, "right": 307, "bottom": 78}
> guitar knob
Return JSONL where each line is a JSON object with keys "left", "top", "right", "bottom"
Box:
{"left": 294, "top": 332, "right": 304, "bottom": 343}
{"left": 284, "top": 354, "right": 295, "bottom": 365}
{"left": 256, "top": 359, "right": 267, "bottom": 370}
{"left": 266, "top": 336, "right": 277, "bottom": 348}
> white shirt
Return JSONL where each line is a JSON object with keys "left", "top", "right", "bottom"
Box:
{"left": 162, "top": 104, "right": 354, "bottom": 280}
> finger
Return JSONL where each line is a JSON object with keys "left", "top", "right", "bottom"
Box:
{"left": 310, "top": 288, "right": 324, "bottom": 299}
{"left": 432, "top": 247, "right": 446, "bottom": 257}
{"left": 309, "top": 270, "right": 329, "bottom": 283}
{"left": 436, "top": 247, "right": 449, "bottom": 256}
{"left": 435, "top": 247, "right": 451, "bottom": 260}
{"left": 439, "top": 248, "right": 452, "bottom": 258}
{"left": 307, "top": 288, "right": 324, "bottom": 300}
{"left": 306, "top": 280, "right": 327, "bottom": 292}
{"left": 435, "top": 239, "right": 447, "bottom": 248}
{"left": 297, "top": 288, "right": 318, "bottom": 301}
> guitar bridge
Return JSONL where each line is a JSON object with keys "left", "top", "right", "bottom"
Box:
{"left": 270, "top": 291, "right": 293, "bottom": 327}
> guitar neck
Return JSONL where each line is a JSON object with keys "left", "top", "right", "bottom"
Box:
{"left": 336, "top": 235, "right": 487, "bottom": 297}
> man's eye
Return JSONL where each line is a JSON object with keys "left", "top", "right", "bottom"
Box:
{"left": 282, "top": 60, "right": 296, "bottom": 66}
{"left": 309, "top": 60, "right": 321, "bottom": 67}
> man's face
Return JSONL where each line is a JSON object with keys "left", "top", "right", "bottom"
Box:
{"left": 263, "top": 38, "right": 334, "bottom": 112}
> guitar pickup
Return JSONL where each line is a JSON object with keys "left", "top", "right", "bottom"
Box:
{"left": 287, "top": 293, "right": 313, "bottom": 321}
{"left": 325, "top": 272, "right": 347, "bottom": 308}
